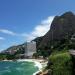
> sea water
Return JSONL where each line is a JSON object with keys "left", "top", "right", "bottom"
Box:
{"left": 0, "top": 61, "right": 38, "bottom": 75}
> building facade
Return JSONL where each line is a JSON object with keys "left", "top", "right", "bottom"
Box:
{"left": 25, "top": 41, "right": 36, "bottom": 58}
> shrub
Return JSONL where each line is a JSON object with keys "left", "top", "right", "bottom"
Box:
{"left": 48, "top": 51, "right": 73, "bottom": 75}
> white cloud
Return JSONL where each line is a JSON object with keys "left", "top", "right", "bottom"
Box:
{"left": 0, "top": 29, "right": 16, "bottom": 36}
{"left": 0, "top": 16, "right": 54, "bottom": 41}
{"left": 23, "top": 16, "right": 55, "bottom": 41}
{"left": 0, "top": 37, "right": 5, "bottom": 40}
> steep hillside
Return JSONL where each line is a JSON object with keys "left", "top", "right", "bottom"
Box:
{"left": 1, "top": 43, "right": 26, "bottom": 55}
{"left": 36, "top": 11, "right": 75, "bottom": 49}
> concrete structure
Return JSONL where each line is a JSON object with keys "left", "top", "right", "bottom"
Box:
{"left": 25, "top": 41, "right": 36, "bottom": 58}
{"left": 69, "top": 50, "right": 75, "bottom": 56}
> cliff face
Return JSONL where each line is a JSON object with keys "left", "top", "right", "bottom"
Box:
{"left": 36, "top": 12, "right": 75, "bottom": 49}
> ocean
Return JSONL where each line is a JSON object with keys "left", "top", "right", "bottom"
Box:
{"left": 0, "top": 61, "right": 38, "bottom": 75}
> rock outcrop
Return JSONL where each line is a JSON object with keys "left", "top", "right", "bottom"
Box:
{"left": 34, "top": 11, "right": 75, "bottom": 49}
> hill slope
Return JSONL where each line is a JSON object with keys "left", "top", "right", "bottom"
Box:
{"left": 34, "top": 11, "right": 75, "bottom": 49}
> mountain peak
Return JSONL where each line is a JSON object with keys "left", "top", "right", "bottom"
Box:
{"left": 61, "top": 11, "right": 74, "bottom": 17}
{"left": 36, "top": 11, "right": 75, "bottom": 49}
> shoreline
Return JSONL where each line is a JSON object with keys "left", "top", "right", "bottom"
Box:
{"left": 2, "top": 59, "right": 47, "bottom": 75}
{"left": 17, "top": 59, "right": 45, "bottom": 75}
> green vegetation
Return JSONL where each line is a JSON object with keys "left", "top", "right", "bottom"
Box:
{"left": 33, "top": 53, "right": 39, "bottom": 58}
{"left": 0, "top": 54, "right": 6, "bottom": 60}
{"left": 6, "top": 54, "right": 16, "bottom": 60}
{"left": 0, "top": 54, "right": 16, "bottom": 60}
{"left": 47, "top": 50, "right": 73, "bottom": 75}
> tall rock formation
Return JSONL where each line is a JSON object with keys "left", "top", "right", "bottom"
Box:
{"left": 36, "top": 11, "right": 75, "bottom": 49}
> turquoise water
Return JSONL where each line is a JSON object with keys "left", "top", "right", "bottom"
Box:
{"left": 0, "top": 61, "right": 38, "bottom": 75}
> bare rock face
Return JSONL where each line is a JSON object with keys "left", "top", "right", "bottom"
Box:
{"left": 36, "top": 12, "right": 75, "bottom": 49}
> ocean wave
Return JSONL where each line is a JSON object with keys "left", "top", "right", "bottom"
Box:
{"left": 0, "top": 69, "right": 11, "bottom": 74}
{"left": 16, "top": 67, "right": 23, "bottom": 71}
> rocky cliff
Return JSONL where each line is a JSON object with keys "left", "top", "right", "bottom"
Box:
{"left": 34, "top": 11, "right": 75, "bottom": 49}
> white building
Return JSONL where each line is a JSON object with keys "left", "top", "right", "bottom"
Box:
{"left": 25, "top": 41, "right": 36, "bottom": 58}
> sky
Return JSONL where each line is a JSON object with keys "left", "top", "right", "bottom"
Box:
{"left": 0, "top": 0, "right": 75, "bottom": 51}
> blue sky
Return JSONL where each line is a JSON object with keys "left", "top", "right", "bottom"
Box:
{"left": 0, "top": 0, "right": 75, "bottom": 51}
